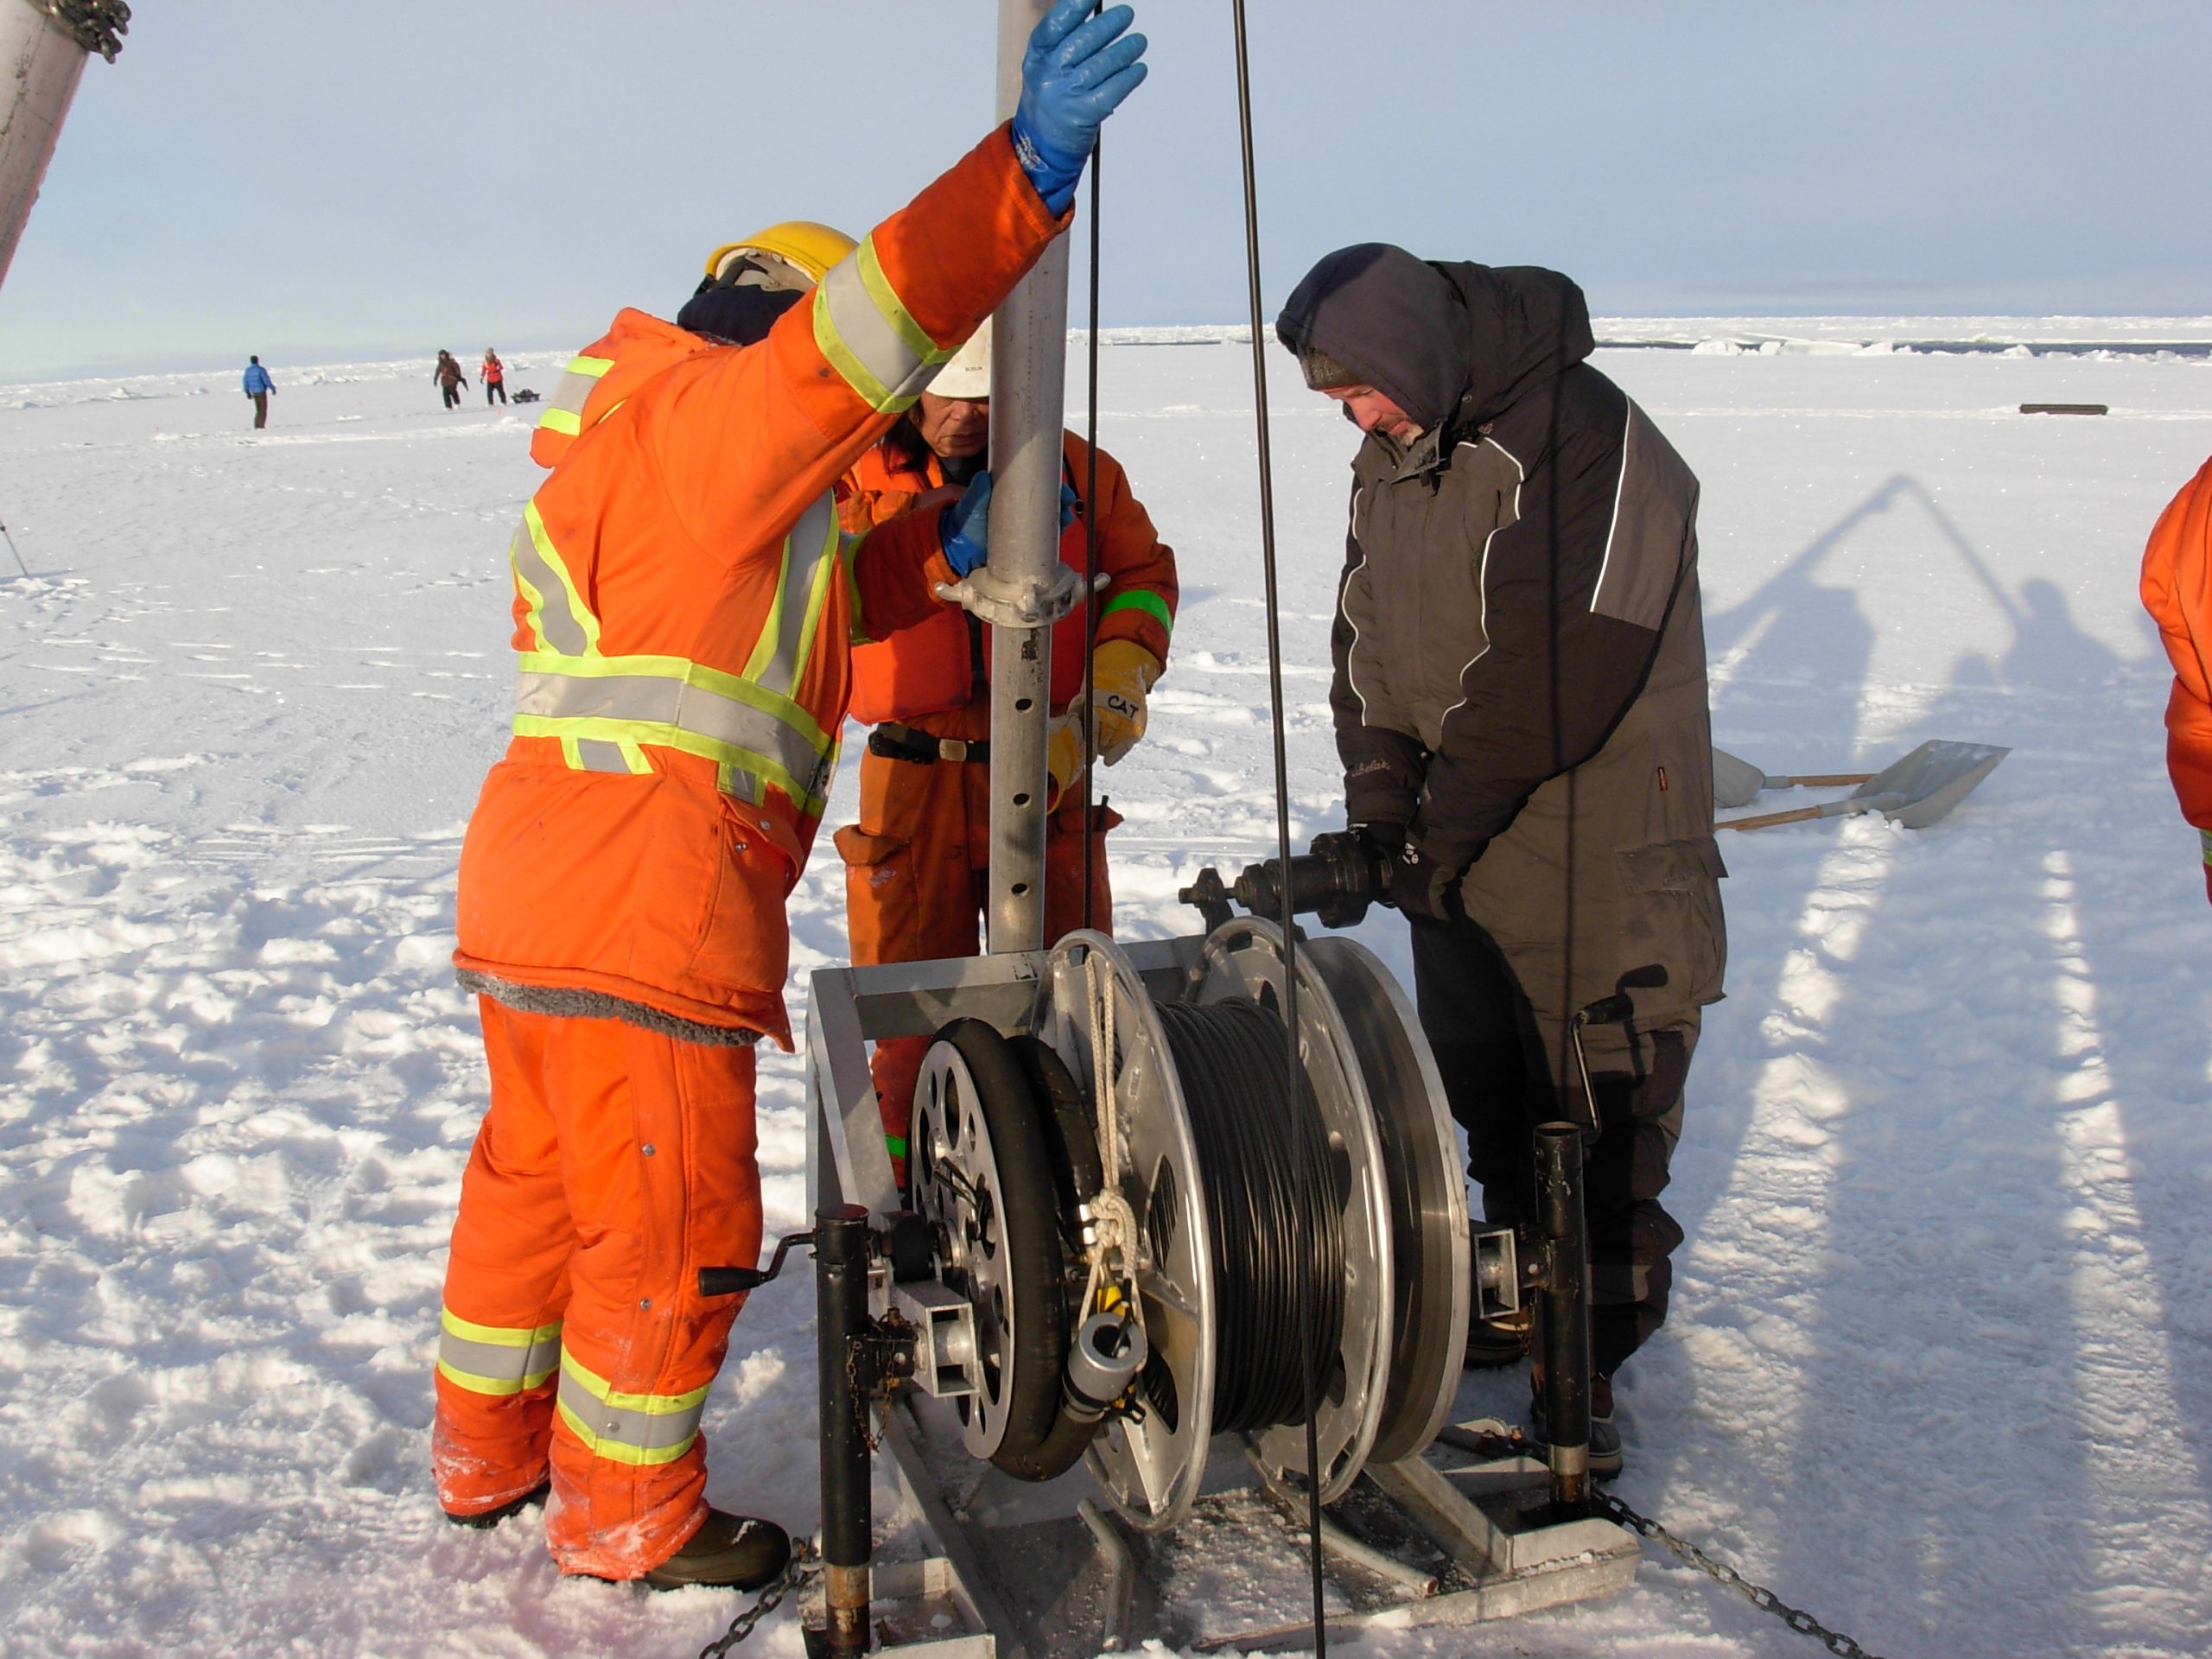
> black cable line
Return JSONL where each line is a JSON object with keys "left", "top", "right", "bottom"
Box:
{"left": 1229, "top": 5, "right": 1328, "bottom": 1649}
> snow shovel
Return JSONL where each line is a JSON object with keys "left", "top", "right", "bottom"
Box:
{"left": 1718, "top": 740, "right": 2009, "bottom": 832}
{"left": 1711, "top": 747, "right": 1875, "bottom": 809}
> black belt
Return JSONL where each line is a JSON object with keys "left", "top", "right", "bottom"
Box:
{"left": 868, "top": 722, "right": 990, "bottom": 765}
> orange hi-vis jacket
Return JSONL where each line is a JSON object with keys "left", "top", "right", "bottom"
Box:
{"left": 2142, "top": 454, "right": 2212, "bottom": 896}
{"left": 453, "top": 126, "right": 1066, "bottom": 1046}
{"left": 841, "top": 433, "right": 1176, "bottom": 723}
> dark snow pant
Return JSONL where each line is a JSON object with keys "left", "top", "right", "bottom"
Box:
{"left": 251, "top": 393, "right": 267, "bottom": 429}
{"left": 486, "top": 382, "right": 506, "bottom": 405}
{"left": 442, "top": 383, "right": 462, "bottom": 409}
{"left": 1409, "top": 912, "right": 1692, "bottom": 1379}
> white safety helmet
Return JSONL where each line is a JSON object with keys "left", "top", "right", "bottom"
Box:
{"left": 928, "top": 321, "right": 993, "bottom": 400}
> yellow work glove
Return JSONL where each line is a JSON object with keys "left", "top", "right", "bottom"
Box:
{"left": 1046, "top": 710, "right": 1087, "bottom": 810}
{"left": 1090, "top": 639, "right": 1162, "bottom": 766}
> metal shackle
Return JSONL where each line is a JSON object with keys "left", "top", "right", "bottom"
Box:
{"left": 1064, "top": 1313, "right": 1147, "bottom": 1421}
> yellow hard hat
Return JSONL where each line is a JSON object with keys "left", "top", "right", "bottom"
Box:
{"left": 702, "top": 221, "right": 856, "bottom": 292}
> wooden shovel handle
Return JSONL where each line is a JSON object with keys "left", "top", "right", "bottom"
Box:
{"left": 1778, "top": 772, "right": 1874, "bottom": 788}
{"left": 1718, "top": 804, "right": 1830, "bottom": 830}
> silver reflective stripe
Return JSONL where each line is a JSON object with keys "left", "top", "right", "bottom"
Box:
{"left": 749, "top": 491, "right": 838, "bottom": 696}
{"left": 537, "top": 353, "right": 613, "bottom": 437}
{"left": 816, "top": 239, "right": 945, "bottom": 412}
{"left": 512, "top": 505, "right": 595, "bottom": 657}
{"left": 438, "top": 1326, "right": 562, "bottom": 1393}
{"left": 515, "top": 670, "right": 823, "bottom": 791}
{"left": 573, "top": 739, "right": 632, "bottom": 773}
{"left": 556, "top": 1367, "right": 703, "bottom": 1460}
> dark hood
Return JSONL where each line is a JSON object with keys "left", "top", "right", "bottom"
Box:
{"left": 1275, "top": 244, "right": 1595, "bottom": 433}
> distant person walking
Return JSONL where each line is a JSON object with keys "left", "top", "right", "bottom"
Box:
{"left": 242, "top": 355, "right": 275, "bottom": 429}
{"left": 482, "top": 349, "right": 507, "bottom": 406}
{"left": 434, "top": 350, "right": 468, "bottom": 410}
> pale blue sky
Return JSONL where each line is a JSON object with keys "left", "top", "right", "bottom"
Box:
{"left": 2, "top": 1, "right": 2206, "bottom": 379}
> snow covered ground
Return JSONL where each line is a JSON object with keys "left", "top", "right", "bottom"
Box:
{"left": 2, "top": 327, "right": 2209, "bottom": 1658}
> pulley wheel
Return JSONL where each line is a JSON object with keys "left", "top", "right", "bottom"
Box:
{"left": 911, "top": 1019, "right": 1067, "bottom": 1471}
{"left": 1040, "top": 931, "right": 1217, "bottom": 1533}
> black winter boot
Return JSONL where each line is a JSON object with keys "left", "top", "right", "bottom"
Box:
{"left": 642, "top": 1510, "right": 792, "bottom": 1592}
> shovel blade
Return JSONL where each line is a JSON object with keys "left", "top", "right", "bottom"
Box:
{"left": 1711, "top": 747, "right": 1770, "bottom": 808}
{"left": 1850, "top": 740, "right": 2010, "bottom": 829}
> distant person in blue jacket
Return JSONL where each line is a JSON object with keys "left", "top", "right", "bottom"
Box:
{"left": 242, "top": 356, "right": 275, "bottom": 429}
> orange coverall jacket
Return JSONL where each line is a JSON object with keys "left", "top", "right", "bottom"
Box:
{"left": 2142, "top": 453, "right": 2212, "bottom": 900}
{"left": 451, "top": 125, "right": 1066, "bottom": 1047}
{"left": 833, "top": 433, "right": 1175, "bottom": 1161}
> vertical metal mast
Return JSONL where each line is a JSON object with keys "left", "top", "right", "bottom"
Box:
{"left": 983, "top": 0, "right": 1071, "bottom": 953}
{"left": 0, "top": 3, "right": 101, "bottom": 291}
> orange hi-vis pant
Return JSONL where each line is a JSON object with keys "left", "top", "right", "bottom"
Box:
{"left": 833, "top": 700, "right": 1116, "bottom": 1165}
{"left": 433, "top": 997, "right": 763, "bottom": 1580}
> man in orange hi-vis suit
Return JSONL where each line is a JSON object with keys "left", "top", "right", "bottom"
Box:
{"left": 835, "top": 319, "right": 1175, "bottom": 1182}
{"left": 2143, "top": 454, "right": 2212, "bottom": 905}
{"left": 432, "top": 0, "right": 1148, "bottom": 1591}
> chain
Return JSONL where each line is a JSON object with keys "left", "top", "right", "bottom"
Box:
{"left": 1446, "top": 1424, "right": 1888, "bottom": 1659}
{"left": 1598, "top": 1493, "right": 1890, "bottom": 1659}
{"left": 25, "top": 0, "right": 130, "bottom": 61}
{"left": 696, "top": 1536, "right": 821, "bottom": 1659}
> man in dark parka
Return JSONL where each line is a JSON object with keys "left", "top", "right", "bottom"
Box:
{"left": 1277, "top": 245, "right": 1726, "bottom": 1471}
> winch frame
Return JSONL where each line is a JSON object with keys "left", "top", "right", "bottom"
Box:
{"left": 800, "top": 938, "right": 1638, "bottom": 1657}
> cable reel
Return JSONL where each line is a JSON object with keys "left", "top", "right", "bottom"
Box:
{"left": 905, "top": 921, "right": 1470, "bottom": 1532}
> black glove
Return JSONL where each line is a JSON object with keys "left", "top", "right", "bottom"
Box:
{"left": 1386, "top": 839, "right": 1459, "bottom": 923}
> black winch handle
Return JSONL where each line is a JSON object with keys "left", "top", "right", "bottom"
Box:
{"left": 699, "top": 1229, "right": 816, "bottom": 1298}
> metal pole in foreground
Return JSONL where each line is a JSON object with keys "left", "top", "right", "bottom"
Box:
{"left": 816, "top": 1205, "right": 874, "bottom": 1656}
{"left": 983, "top": 0, "right": 1071, "bottom": 956}
{"left": 1534, "top": 1122, "right": 1592, "bottom": 1510}
{"left": 0, "top": 3, "right": 106, "bottom": 295}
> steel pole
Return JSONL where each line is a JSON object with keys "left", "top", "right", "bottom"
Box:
{"left": 983, "top": 0, "right": 1069, "bottom": 955}
{"left": 1534, "top": 1122, "right": 1592, "bottom": 1510}
{"left": 816, "top": 1204, "right": 874, "bottom": 1656}
{"left": 0, "top": 3, "right": 92, "bottom": 293}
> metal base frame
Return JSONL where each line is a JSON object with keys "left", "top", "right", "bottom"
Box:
{"left": 802, "top": 945, "right": 1637, "bottom": 1656}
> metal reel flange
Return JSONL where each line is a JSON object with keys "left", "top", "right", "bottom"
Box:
{"left": 911, "top": 1019, "right": 1069, "bottom": 1471}
{"left": 1303, "top": 936, "right": 1471, "bottom": 1465}
{"left": 1193, "top": 918, "right": 1393, "bottom": 1508}
{"left": 1039, "top": 931, "right": 1217, "bottom": 1534}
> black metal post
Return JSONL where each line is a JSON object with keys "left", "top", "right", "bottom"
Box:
{"left": 1534, "top": 1122, "right": 1592, "bottom": 1510}
{"left": 816, "top": 1203, "right": 873, "bottom": 1655}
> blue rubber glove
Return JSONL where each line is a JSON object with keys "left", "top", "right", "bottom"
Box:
{"left": 938, "top": 474, "right": 1078, "bottom": 577}
{"left": 940, "top": 472, "right": 995, "bottom": 576}
{"left": 1012, "top": 0, "right": 1148, "bottom": 214}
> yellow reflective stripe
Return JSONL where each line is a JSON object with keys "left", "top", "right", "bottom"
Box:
{"left": 555, "top": 1352, "right": 707, "bottom": 1467}
{"left": 812, "top": 234, "right": 955, "bottom": 415}
{"left": 842, "top": 530, "right": 870, "bottom": 645}
{"left": 511, "top": 501, "right": 601, "bottom": 657}
{"left": 512, "top": 715, "right": 827, "bottom": 816}
{"left": 567, "top": 354, "right": 614, "bottom": 377}
{"left": 442, "top": 1311, "right": 563, "bottom": 1347}
{"left": 535, "top": 354, "right": 617, "bottom": 436}
{"left": 537, "top": 406, "right": 582, "bottom": 437}
{"left": 744, "top": 492, "right": 839, "bottom": 693}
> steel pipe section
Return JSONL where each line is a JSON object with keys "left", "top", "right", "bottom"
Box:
{"left": 983, "top": 0, "right": 1071, "bottom": 954}
{"left": 0, "top": 3, "right": 92, "bottom": 292}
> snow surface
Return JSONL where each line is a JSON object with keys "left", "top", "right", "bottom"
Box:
{"left": 3, "top": 331, "right": 2210, "bottom": 1658}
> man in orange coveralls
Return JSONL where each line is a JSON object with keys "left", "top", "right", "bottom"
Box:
{"left": 431, "top": 0, "right": 1148, "bottom": 1591}
{"left": 836, "top": 318, "right": 1176, "bottom": 1183}
{"left": 2143, "top": 454, "right": 2212, "bottom": 905}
